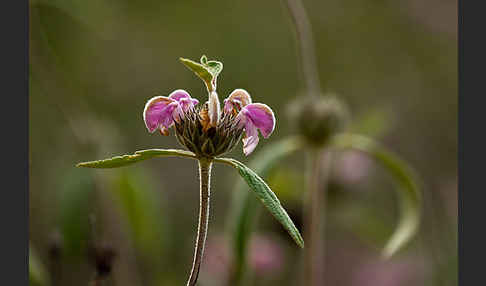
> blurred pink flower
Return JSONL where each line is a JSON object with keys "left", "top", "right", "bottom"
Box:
{"left": 200, "top": 235, "right": 231, "bottom": 283}
{"left": 249, "top": 235, "right": 285, "bottom": 276}
{"left": 334, "top": 150, "right": 373, "bottom": 184}
{"left": 350, "top": 256, "right": 427, "bottom": 286}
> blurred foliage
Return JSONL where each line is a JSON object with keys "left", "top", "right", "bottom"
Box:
{"left": 110, "top": 170, "right": 165, "bottom": 256}
{"left": 29, "top": 244, "right": 49, "bottom": 286}
{"left": 58, "top": 169, "right": 95, "bottom": 259}
{"left": 30, "top": 0, "right": 457, "bottom": 285}
{"left": 330, "top": 133, "right": 422, "bottom": 257}
{"left": 108, "top": 168, "right": 169, "bottom": 285}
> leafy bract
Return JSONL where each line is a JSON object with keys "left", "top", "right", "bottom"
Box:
{"left": 180, "top": 55, "right": 223, "bottom": 92}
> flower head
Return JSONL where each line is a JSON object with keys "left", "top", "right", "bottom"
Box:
{"left": 143, "top": 88, "right": 275, "bottom": 157}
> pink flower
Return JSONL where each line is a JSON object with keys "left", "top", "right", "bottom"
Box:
{"left": 143, "top": 89, "right": 198, "bottom": 135}
{"left": 143, "top": 88, "right": 275, "bottom": 156}
{"left": 224, "top": 89, "right": 276, "bottom": 156}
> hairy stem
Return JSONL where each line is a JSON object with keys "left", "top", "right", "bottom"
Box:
{"left": 284, "top": 0, "right": 322, "bottom": 96}
{"left": 304, "top": 149, "right": 332, "bottom": 286}
{"left": 187, "top": 159, "right": 212, "bottom": 286}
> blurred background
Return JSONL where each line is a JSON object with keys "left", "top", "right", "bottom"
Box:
{"left": 29, "top": 0, "right": 457, "bottom": 285}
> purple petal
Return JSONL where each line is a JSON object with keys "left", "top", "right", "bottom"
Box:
{"left": 241, "top": 103, "right": 275, "bottom": 138}
{"left": 242, "top": 122, "right": 260, "bottom": 156}
{"left": 224, "top": 89, "right": 252, "bottom": 115}
{"left": 168, "top": 89, "right": 191, "bottom": 101}
{"left": 169, "top": 89, "right": 199, "bottom": 112}
{"left": 143, "top": 96, "right": 178, "bottom": 133}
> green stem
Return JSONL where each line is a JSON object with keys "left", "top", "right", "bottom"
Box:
{"left": 304, "top": 149, "right": 332, "bottom": 286}
{"left": 187, "top": 159, "right": 212, "bottom": 286}
{"left": 284, "top": 0, "right": 322, "bottom": 96}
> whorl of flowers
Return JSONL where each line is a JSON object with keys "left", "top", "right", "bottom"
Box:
{"left": 143, "top": 57, "right": 275, "bottom": 158}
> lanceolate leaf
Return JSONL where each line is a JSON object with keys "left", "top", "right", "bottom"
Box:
{"left": 230, "top": 137, "right": 303, "bottom": 249}
{"left": 330, "top": 133, "right": 422, "bottom": 258}
{"left": 76, "top": 149, "right": 196, "bottom": 168}
{"left": 228, "top": 137, "right": 303, "bottom": 282}
{"left": 216, "top": 157, "right": 304, "bottom": 248}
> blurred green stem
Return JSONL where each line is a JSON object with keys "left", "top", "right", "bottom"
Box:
{"left": 187, "top": 159, "right": 212, "bottom": 286}
{"left": 285, "top": 0, "right": 331, "bottom": 283}
{"left": 304, "top": 149, "right": 332, "bottom": 286}
{"left": 284, "top": 0, "right": 321, "bottom": 96}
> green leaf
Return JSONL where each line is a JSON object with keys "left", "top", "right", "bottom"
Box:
{"left": 205, "top": 61, "right": 223, "bottom": 77}
{"left": 216, "top": 157, "right": 304, "bottom": 248}
{"left": 330, "top": 133, "right": 422, "bottom": 258}
{"left": 227, "top": 137, "right": 303, "bottom": 283}
{"left": 76, "top": 149, "right": 196, "bottom": 168}
{"left": 56, "top": 168, "right": 95, "bottom": 261}
{"left": 58, "top": 169, "right": 95, "bottom": 258}
{"left": 200, "top": 55, "right": 208, "bottom": 65}
{"left": 180, "top": 56, "right": 223, "bottom": 92}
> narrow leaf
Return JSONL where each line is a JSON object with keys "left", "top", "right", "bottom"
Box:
{"left": 227, "top": 137, "right": 303, "bottom": 282}
{"left": 330, "top": 133, "right": 422, "bottom": 258}
{"left": 76, "top": 149, "right": 195, "bottom": 168}
{"left": 216, "top": 157, "right": 304, "bottom": 248}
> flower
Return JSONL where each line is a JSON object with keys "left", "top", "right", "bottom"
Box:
{"left": 224, "top": 89, "right": 276, "bottom": 155}
{"left": 143, "top": 89, "right": 199, "bottom": 135}
{"left": 143, "top": 88, "right": 275, "bottom": 157}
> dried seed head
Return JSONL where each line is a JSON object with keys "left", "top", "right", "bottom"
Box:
{"left": 174, "top": 106, "right": 244, "bottom": 158}
{"left": 291, "top": 95, "right": 350, "bottom": 147}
